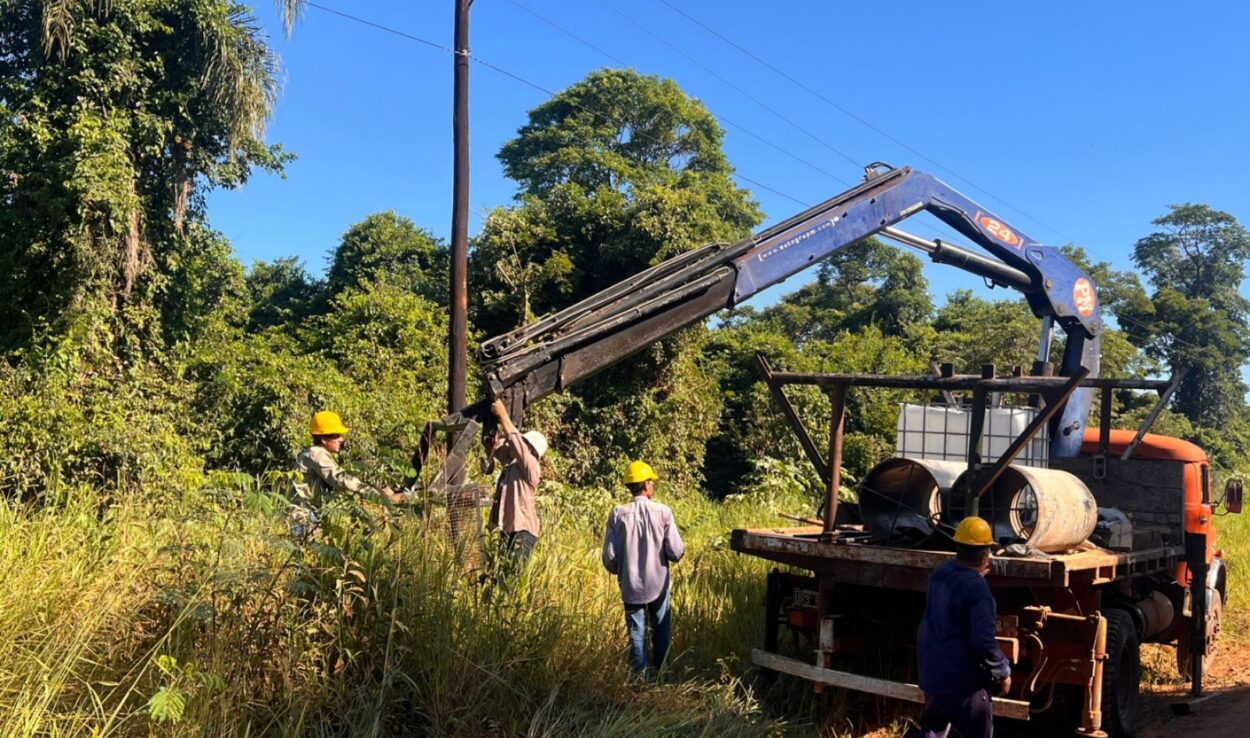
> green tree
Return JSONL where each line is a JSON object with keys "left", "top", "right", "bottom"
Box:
{"left": 245, "top": 257, "right": 321, "bottom": 331}
{"left": 752, "top": 238, "right": 931, "bottom": 344}
{"left": 472, "top": 68, "right": 762, "bottom": 336}
{"left": 0, "top": 0, "right": 288, "bottom": 353}
{"left": 1122, "top": 204, "right": 1250, "bottom": 426}
{"left": 326, "top": 211, "right": 448, "bottom": 304}
{"left": 702, "top": 321, "right": 925, "bottom": 496}
{"left": 471, "top": 69, "right": 763, "bottom": 486}
{"left": 930, "top": 290, "right": 1040, "bottom": 372}
{"left": 0, "top": 1, "right": 290, "bottom": 495}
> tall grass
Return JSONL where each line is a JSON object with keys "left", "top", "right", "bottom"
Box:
{"left": 2, "top": 474, "right": 1244, "bottom": 737}
{"left": 1216, "top": 503, "right": 1250, "bottom": 643}
{"left": 0, "top": 477, "right": 830, "bottom": 737}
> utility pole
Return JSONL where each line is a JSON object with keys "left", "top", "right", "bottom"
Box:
{"left": 448, "top": 0, "right": 472, "bottom": 415}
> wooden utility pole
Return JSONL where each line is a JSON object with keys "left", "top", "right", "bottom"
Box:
{"left": 448, "top": 0, "right": 472, "bottom": 415}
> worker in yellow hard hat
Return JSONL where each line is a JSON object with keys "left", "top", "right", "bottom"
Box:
{"left": 602, "top": 460, "right": 685, "bottom": 678}
{"left": 915, "top": 516, "right": 1011, "bottom": 738}
{"left": 486, "top": 399, "right": 547, "bottom": 575}
{"left": 289, "top": 410, "right": 402, "bottom": 538}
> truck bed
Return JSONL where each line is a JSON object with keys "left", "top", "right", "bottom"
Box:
{"left": 730, "top": 525, "right": 1183, "bottom": 591}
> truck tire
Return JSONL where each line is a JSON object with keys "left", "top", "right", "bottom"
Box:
{"left": 1177, "top": 589, "right": 1222, "bottom": 681}
{"left": 1102, "top": 609, "right": 1140, "bottom": 738}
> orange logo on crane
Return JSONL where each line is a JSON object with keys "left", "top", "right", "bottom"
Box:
{"left": 975, "top": 211, "right": 1022, "bottom": 249}
{"left": 1073, "top": 278, "right": 1096, "bottom": 317}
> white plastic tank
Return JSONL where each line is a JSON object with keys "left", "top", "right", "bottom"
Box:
{"left": 896, "top": 404, "right": 1049, "bottom": 467}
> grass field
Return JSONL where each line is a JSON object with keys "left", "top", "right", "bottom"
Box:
{"left": 0, "top": 473, "right": 1244, "bottom": 737}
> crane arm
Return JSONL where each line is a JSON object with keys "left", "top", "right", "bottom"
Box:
{"left": 470, "top": 164, "right": 1102, "bottom": 458}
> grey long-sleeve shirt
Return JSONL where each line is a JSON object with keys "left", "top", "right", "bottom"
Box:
{"left": 601, "top": 495, "right": 686, "bottom": 605}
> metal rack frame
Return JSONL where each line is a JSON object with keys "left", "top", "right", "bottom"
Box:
{"left": 755, "top": 356, "right": 1184, "bottom": 541}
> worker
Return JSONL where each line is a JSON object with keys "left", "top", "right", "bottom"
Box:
{"left": 486, "top": 398, "right": 547, "bottom": 574}
{"left": 290, "top": 410, "right": 403, "bottom": 538}
{"left": 916, "top": 516, "right": 1012, "bottom": 738}
{"left": 601, "top": 461, "right": 686, "bottom": 679}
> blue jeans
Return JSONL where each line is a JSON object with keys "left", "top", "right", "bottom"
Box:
{"left": 624, "top": 585, "right": 672, "bottom": 677}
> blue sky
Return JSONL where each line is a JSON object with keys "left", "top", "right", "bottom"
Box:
{"left": 208, "top": 0, "right": 1250, "bottom": 310}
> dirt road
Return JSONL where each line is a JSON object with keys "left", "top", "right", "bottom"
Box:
{"left": 1136, "top": 640, "right": 1250, "bottom": 738}
{"left": 851, "top": 638, "right": 1250, "bottom": 737}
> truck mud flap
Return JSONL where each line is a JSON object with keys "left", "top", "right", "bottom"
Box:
{"left": 751, "top": 649, "right": 1031, "bottom": 720}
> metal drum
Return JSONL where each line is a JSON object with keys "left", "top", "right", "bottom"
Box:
{"left": 951, "top": 465, "right": 1098, "bottom": 553}
{"left": 860, "top": 458, "right": 964, "bottom": 547}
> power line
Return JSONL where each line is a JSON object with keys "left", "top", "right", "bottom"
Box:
{"left": 301, "top": 4, "right": 971, "bottom": 269}
{"left": 302, "top": 3, "right": 818, "bottom": 209}
{"left": 317, "top": 2, "right": 1208, "bottom": 379}
{"left": 304, "top": 2, "right": 974, "bottom": 255}
{"left": 306, "top": 2, "right": 453, "bottom": 53}
{"left": 600, "top": 0, "right": 863, "bottom": 171}
{"left": 583, "top": 0, "right": 973, "bottom": 245}
{"left": 502, "top": 0, "right": 996, "bottom": 249}
{"left": 639, "top": 0, "right": 1174, "bottom": 306}
{"left": 301, "top": 3, "right": 1100, "bottom": 308}
{"left": 651, "top": 0, "right": 1077, "bottom": 245}
{"left": 505, "top": 0, "right": 628, "bottom": 67}
{"left": 505, "top": 0, "right": 854, "bottom": 190}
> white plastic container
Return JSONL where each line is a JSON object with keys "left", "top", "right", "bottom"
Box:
{"left": 896, "top": 404, "right": 1048, "bottom": 466}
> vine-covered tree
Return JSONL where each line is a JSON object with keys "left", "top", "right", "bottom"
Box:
{"left": 326, "top": 211, "right": 448, "bottom": 303}
{"left": 472, "top": 68, "right": 762, "bottom": 336}
{"left": 750, "top": 238, "right": 932, "bottom": 345}
{"left": 0, "top": 0, "right": 288, "bottom": 353}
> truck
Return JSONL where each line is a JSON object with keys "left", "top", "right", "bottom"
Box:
{"left": 417, "top": 163, "right": 1241, "bottom": 737}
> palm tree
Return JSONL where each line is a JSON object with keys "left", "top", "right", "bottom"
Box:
{"left": 277, "top": 0, "right": 305, "bottom": 35}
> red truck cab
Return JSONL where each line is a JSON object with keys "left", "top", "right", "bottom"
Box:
{"left": 1079, "top": 429, "right": 1219, "bottom": 592}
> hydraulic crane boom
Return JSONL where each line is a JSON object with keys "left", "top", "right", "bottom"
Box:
{"left": 467, "top": 163, "right": 1101, "bottom": 459}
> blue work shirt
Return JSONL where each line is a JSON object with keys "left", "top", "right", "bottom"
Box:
{"left": 917, "top": 560, "right": 1011, "bottom": 696}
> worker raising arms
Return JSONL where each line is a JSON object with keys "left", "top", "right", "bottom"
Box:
{"left": 486, "top": 399, "right": 547, "bottom": 574}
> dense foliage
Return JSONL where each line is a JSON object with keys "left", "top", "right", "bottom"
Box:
{"left": 2, "top": 5, "right": 1250, "bottom": 735}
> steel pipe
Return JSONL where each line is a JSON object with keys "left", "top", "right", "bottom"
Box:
{"left": 860, "top": 458, "right": 965, "bottom": 547}
{"left": 952, "top": 465, "right": 1098, "bottom": 553}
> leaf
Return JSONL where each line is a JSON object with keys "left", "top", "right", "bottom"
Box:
{"left": 147, "top": 686, "right": 186, "bottom": 724}
{"left": 155, "top": 654, "right": 179, "bottom": 676}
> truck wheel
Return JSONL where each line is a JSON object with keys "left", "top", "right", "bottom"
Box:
{"left": 1177, "top": 589, "right": 1222, "bottom": 681}
{"left": 1102, "top": 609, "right": 1140, "bottom": 738}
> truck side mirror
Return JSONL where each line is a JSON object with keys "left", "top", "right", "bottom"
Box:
{"left": 1224, "top": 478, "right": 1243, "bottom": 514}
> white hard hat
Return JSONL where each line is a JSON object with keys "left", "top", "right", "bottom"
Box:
{"left": 522, "top": 430, "right": 548, "bottom": 458}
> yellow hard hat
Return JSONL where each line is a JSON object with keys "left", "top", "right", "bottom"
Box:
{"left": 953, "top": 516, "right": 994, "bottom": 547}
{"left": 309, "top": 411, "right": 350, "bottom": 436}
{"left": 623, "top": 460, "right": 658, "bottom": 485}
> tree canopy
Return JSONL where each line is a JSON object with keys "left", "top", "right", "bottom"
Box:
{"left": 1122, "top": 204, "right": 1250, "bottom": 426}
{"left": 0, "top": 0, "right": 289, "bottom": 354}
{"left": 1, "top": 20, "right": 1247, "bottom": 501}
{"left": 472, "top": 69, "right": 761, "bottom": 334}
